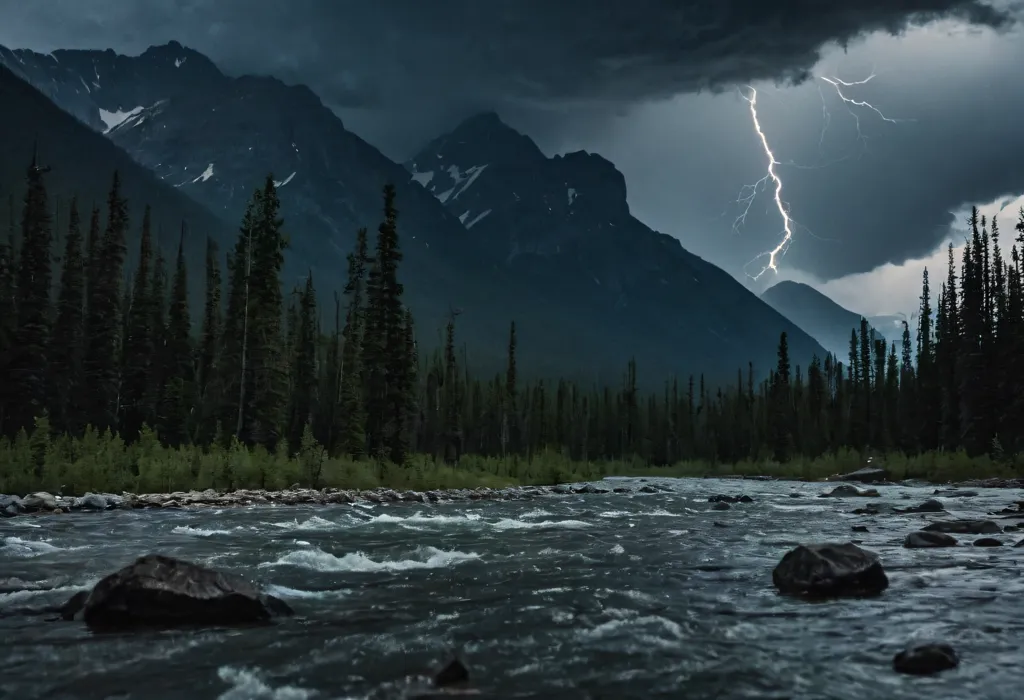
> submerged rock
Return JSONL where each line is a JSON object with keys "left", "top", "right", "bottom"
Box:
{"left": 708, "top": 494, "right": 753, "bottom": 504}
{"left": 711, "top": 502, "right": 731, "bottom": 511}
{"left": 922, "top": 520, "right": 1001, "bottom": 535}
{"left": 893, "top": 643, "right": 959, "bottom": 675}
{"left": 772, "top": 543, "right": 888, "bottom": 598}
{"left": 904, "top": 531, "right": 957, "bottom": 548}
{"left": 837, "top": 467, "right": 889, "bottom": 483}
{"left": 899, "top": 499, "right": 945, "bottom": 513}
{"left": 434, "top": 658, "right": 470, "bottom": 688}
{"left": 973, "top": 537, "right": 1003, "bottom": 547}
{"left": 821, "top": 484, "right": 880, "bottom": 498}
{"left": 61, "top": 554, "right": 293, "bottom": 629}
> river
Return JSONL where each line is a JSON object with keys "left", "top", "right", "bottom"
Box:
{"left": 1, "top": 477, "right": 1022, "bottom": 699}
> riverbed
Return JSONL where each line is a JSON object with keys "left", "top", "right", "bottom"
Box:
{"left": 1, "top": 477, "right": 1022, "bottom": 699}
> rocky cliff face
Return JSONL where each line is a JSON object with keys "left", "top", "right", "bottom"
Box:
{"left": 408, "top": 112, "right": 828, "bottom": 377}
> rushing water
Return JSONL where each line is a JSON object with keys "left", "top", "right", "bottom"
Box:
{"left": 2, "top": 477, "right": 1023, "bottom": 699}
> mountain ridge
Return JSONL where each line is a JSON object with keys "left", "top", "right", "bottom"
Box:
{"left": 760, "top": 280, "right": 885, "bottom": 360}
{"left": 1, "top": 40, "right": 828, "bottom": 386}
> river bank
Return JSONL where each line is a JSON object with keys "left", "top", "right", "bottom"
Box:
{"left": 3, "top": 472, "right": 1024, "bottom": 518}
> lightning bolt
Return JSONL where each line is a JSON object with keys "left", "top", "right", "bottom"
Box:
{"left": 733, "top": 86, "right": 793, "bottom": 280}
{"left": 733, "top": 71, "right": 908, "bottom": 280}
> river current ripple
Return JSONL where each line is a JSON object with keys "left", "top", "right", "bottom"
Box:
{"left": 2, "top": 477, "right": 1023, "bottom": 699}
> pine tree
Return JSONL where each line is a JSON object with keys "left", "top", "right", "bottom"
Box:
{"left": 10, "top": 153, "right": 54, "bottom": 433}
{"left": 0, "top": 194, "right": 15, "bottom": 436}
{"left": 244, "top": 176, "right": 288, "bottom": 447}
{"left": 769, "top": 331, "right": 792, "bottom": 462}
{"left": 195, "top": 236, "right": 221, "bottom": 444}
{"left": 48, "top": 198, "right": 86, "bottom": 434}
{"left": 338, "top": 227, "right": 369, "bottom": 457}
{"left": 158, "top": 228, "right": 193, "bottom": 445}
{"left": 287, "top": 273, "right": 318, "bottom": 450}
{"left": 120, "top": 205, "right": 154, "bottom": 439}
{"left": 82, "top": 172, "right": 129, "bottom": 432}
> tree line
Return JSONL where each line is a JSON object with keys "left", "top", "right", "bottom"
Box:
{"left": 2, "top": 153, "right": 1023, "bottom": 480}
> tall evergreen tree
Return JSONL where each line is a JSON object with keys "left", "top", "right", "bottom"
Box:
{"left": 48, "top": 198, "right": 86, "bottom": 434}
{"left": 339, "top": 228, "right": 369, "bottom": 457}
{"left": 120, "top": 205, "right": 155, "bottom": 439}
{"left": 195, "top": 236, "right": 221, "bottom": 444}
{"left": 158, "top": 228, "right": 193, "bottom": 445}
{"left": 287, "top": 273, "right": 318, "bottom": 450}
{"left": 82, "top": 172, "right": 129, "bottom": 432}
{"left": 10, "top": 152, "right": 54, "bottom": 433}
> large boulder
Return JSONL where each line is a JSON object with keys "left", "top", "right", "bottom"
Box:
{"left": 772, "top": 543, "right": 888, "bottom": 598}
{"left": 61, "top": 554, "right": 293, "bottom": 630}
{"left": 20, "top": 491, "right": 57, "bottom": 512}
{"left": 922, "top": 520, "right": 1001, "bottom": 535}
{"left": 904, "top": 531, "right": 957, "bottom": 548}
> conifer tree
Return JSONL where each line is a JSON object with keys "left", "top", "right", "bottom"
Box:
{"left": 158, "top": 228, "right": 193, "bottom": 445}
{"left": 83, "top": 171, "right": 129, "bottom": 432}
{"left": 48, "top": 198, "right": 86, "bottom": 434}
{"left": 195, "top": 236, "right": 221, "bottom": 444}
{"left": 11, "top": 153, "right": 54, "bottom": 432}
{"left": 287, "top": 273, "right": 318, "bottom": 450}
{"left": 120, "top": 205, "right": 154, "bottom": 439}
{"left": 243, "top": 176, "right": 288, "bottom": 447}
{"left": 338, "top": 228, "right": 368, "bottom": 458}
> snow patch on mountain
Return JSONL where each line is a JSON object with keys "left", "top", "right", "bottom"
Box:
{"left": 466, "top": 209, "right": 491, "bottom": 229}
{"left": 192, "top": 163, "right": 215, "bottom": 183}
{"left": 99, "top": 106, "right": 143, "bottom": 133}
{"left": 568, "top": 187, "right": 577, "bottom": 205}
{"left": 274, "top": 171, "right": 296, "bottom": 187}
{"left": 411, "top": 170, "right": 434, "bottom": 187}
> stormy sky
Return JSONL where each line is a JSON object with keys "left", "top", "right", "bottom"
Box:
{"left": 2, "top": 0, "right": 1023, "bottom": 317}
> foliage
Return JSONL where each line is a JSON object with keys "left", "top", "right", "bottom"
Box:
{"left": 1, "top": 155, "right": 1024, "bottom": 496}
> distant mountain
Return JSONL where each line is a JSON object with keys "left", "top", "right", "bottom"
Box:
{"left": 0, "top": 61, "right": 236, "bottom": 285}
{"left": 1, "top": 42, "right": 827, "bottom": 385}
{"left": 406, "top": 111, "right": 827, "bottom": 379}
{"left": 760, "top": 281, "right": 885, "bottom": 359}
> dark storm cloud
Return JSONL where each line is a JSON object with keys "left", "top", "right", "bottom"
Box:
{"left": 0, "top": 0, "right": 1020, "bottom": 280}
{"left": 0, "top": 1, "right": 1013, "bottom": 113}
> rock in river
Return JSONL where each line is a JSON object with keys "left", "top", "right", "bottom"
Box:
{"left": 837, "top": 466, "right": 889, "bottom": 483}
{"left": 61, "top": 554, "right": 293, "bottom": 629}
{"left": 893, "top": 643, "right": 959, "bottom": 675}
{"left": 922, "top": 520, "right": 1001, "bottom": 535}
{"left": 772, "top": 543, "right": 888, "bottom": 598}
{"left": 904, "top": 531, "right": 958, "bottom": 548}
{"left": 820, "top": 484, "right": 880, "bottom": 498}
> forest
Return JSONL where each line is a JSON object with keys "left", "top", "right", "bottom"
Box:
{"left": 1, "top": 155, "right": 1023, "bottom": 496}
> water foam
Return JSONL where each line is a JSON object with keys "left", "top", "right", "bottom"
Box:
{"left": 216, "top": 666, "right": 315, "bottom": 700}
{"left": 260, "top": 545, "right": 481, "bottom": 573}
{"left": 172, "top": 525, "right": 232, "bottom": 537}
{"left": 1, "top": 536, "right": 81, "bottom": 557}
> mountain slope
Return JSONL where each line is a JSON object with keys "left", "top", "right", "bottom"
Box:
{"left": 407, "top": 112, "right": 828, "bottom": 379}
{"left": 2, "top": 42, "right": 827, "bottom": 385}
{"left": 0, "top": 62, "right": 236, "bottom": 280}
{"left": 760, "top": 281, "right": 885, "bottom": 359}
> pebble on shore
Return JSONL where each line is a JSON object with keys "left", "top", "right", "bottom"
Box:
{"left": 0, "top": 481, "right": 679, "bottom": 517}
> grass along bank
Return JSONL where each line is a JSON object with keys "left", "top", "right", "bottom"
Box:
{"left": 2, "top": 422, "right": 1023, "bottom": 499}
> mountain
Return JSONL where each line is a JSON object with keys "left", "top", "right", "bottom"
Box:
{"left": 0, "top": 61, "right": 236, "bottom": 283}
{"left": 760, "top": 281, "right": 885, "bottom": 359}
{"left": 1, "top": 42, "right": 826, "bottom": 386}
{"left": 406, "top": 111, "right": 827, "bottom": 378}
